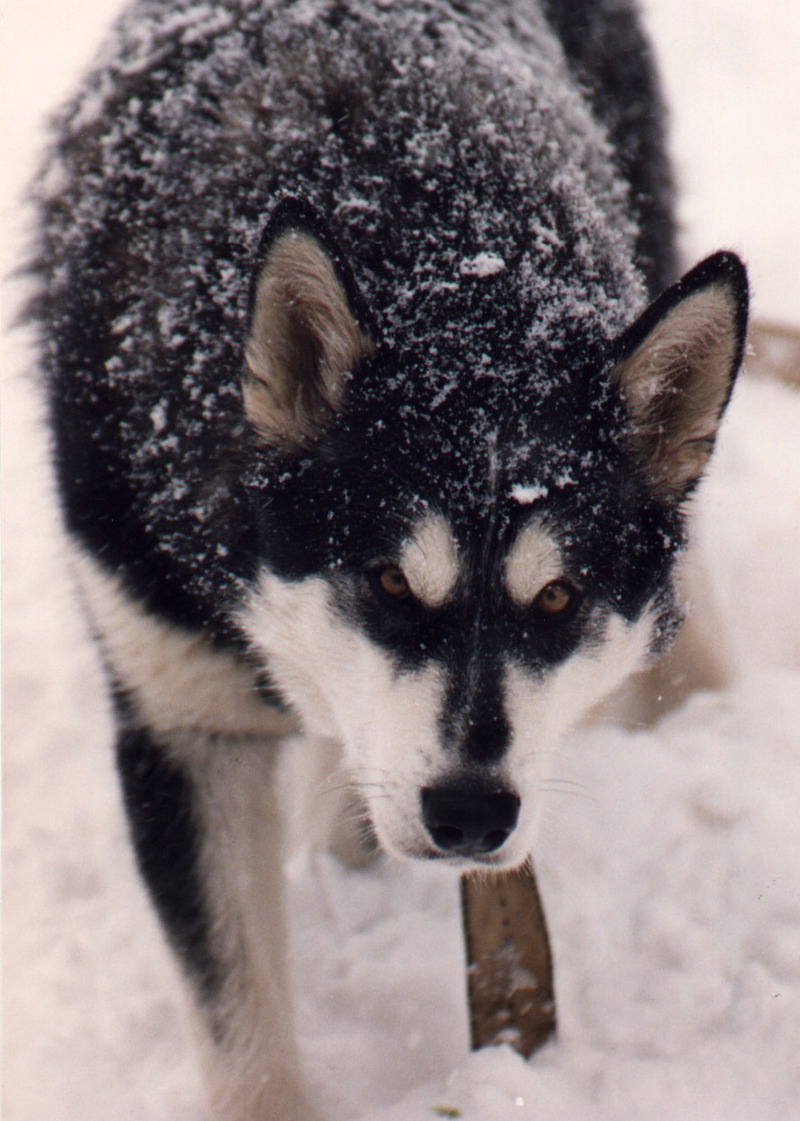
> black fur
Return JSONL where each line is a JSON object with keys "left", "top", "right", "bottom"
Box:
{"left": 116, "top": 722, "right": 220, "bottom": 999}
{"left": 540, "top": 0, "right": 676, "bottom": 293}
{"left": 32, "top": 0, "right": 678, "bottom": 655}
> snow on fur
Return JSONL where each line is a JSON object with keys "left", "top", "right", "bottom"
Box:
{"left": 4, "top": 0, "right": 800, "bottom": 1119}
{"left": 30, "top": 0, "right": 661, "bottom": 624}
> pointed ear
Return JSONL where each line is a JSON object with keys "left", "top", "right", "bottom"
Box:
{"left": 243, "top": 201, "right": 374, "bottom": 448}
{"left": 611, "top": 252, "right": 748, "bottom": 499}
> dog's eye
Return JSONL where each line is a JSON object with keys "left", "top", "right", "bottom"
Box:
{"left": 376, "top": 565, "right": 411, "bottom": 599}
{"left": 533, "top": 579, "right": 580, "bottom": 619}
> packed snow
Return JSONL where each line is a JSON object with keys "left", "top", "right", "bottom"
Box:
{"left": 2, "top": 2, "right": 799, "bottom": 1120}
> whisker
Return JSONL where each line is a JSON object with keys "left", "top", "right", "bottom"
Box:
{"left": 540, "top": 777, "right": 589, "bottom": 791}
{"left": 320, "top": 779, "right": 393, "bottom": 796}
{"left": 539, "top": 780, "right": 597, "bottom": 804}
{"left": 588, "top": 714, "right": 654, "bottom": 730}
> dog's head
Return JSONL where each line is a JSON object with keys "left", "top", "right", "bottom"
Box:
{"left": 238, "top": 199, "right": 748, "bottom": 869}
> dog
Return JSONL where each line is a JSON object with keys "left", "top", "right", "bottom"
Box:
{"left": 30, "top": 0, "right": 748, "bottom": 1117}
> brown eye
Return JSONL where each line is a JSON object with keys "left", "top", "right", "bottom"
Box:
{"left": 378, "top": 565, "right": 410, "bottom": 599}
{"left": 533, "top": 579, "right": 579, "bottom": 618}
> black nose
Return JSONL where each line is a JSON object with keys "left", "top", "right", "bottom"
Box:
{"left": 421, "top": 785, "right": 520, "bottom": 856}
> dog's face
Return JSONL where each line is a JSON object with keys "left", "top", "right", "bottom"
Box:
{"left": 243, "top": 508, "right": 666, "bottom": 869}
{"left": 239, "top": 201, "right": 748, "bottom": 869}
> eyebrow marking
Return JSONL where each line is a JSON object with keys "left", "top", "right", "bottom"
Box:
{"left": 504, "top": 521, "right": 563, "bottom": 606}
{"left": 400, "top": 514, "right": 460, "bottom": 608}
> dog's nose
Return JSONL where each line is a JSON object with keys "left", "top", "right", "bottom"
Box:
{"left": 421, "top": 785, "right": 520, "bottom": 856}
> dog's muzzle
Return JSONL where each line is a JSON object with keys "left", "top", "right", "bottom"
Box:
{"left": 421, "top": 784, "right": 520, "bottom": 857}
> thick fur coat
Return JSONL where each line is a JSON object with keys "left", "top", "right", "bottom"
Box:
{"left": 30, "top": 2, "right": 748, "bottom": 1117}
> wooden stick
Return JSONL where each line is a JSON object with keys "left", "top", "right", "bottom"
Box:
{"left": 460, "top": 857, "right": 555, "bottom": 1058}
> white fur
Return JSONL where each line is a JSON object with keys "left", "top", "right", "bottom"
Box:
{"left": 73, "top": 550, "right": 297, "bottom": 740}
{"left": 170, "top": 727, "right": 319, "bottom": 1121}
{"left": 240, "top": 568, "right": 457, "bottom": 860}
{"left": 501, "top": 607, "right": 657, "bottom": 862}
{"left": 73, "top": 551, "right": 318, "bottom": 1119}
{"left": 399, "top": 513, "right": 460, "bottom": 607}
{"left": 239, "top": 565, "right": 660, "bottom": 870}
{"left": 504, "top": 521, "right": 563, "bottom": 606}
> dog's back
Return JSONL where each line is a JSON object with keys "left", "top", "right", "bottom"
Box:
{"left": 32, "top": 0, "right": 673, "bottom": 637}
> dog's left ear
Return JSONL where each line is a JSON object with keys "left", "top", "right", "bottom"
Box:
{"left": 243, "top": 200, "right": 374, "bottom": 449}
{"left": 611, "top": 251, "right": 748, "bottom": 499}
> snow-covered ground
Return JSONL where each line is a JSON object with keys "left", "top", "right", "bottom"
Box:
{"left": 2, "top": 2, "right": 799, "bottom": 1119}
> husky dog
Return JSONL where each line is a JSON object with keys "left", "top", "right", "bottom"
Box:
{"left": 31, "top": 0, "right": 748, "bottom": 1116}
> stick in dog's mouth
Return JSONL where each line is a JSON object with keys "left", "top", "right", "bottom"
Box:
{"left": 461, "top": 858, "right": 556, "bottom": 1058}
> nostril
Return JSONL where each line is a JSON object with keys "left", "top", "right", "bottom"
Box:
{"left": 481, "top": 829, "right": 512, "bottom": 853}
{"left": 421, "top": 785, "right": 520, "bottom": 856}
{"left": 429, "top": 825, "right": 467, "bottom": 851}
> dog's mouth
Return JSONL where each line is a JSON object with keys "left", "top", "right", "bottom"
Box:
{"left": 418, "top": 845, "right": 522, "bottom": 869}
{"left": 373, "top": 819, "right": 531, "bottom": 871}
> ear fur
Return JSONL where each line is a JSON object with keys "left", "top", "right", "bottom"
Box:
{"left": 611, "top": 252, "right": 748, "bottom": 499}
{"left": 243, "top": 199, "right": 374, "bottom": 449}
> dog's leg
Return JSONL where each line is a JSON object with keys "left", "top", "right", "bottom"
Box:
{"left": 116, "top": 722, "right": 319, "bottom": 1121}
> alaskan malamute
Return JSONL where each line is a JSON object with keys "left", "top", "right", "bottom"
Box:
{"left": 30, "top": 0, "right": 748, "bottom": 1116}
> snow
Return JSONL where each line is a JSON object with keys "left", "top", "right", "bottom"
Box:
{"left": 2, "top": 3, "right": 799, "bottom": 1120}
{"left": 510, "top": 484, "right": 549, "bottom": 506}
{"left": 460, "top": 253, "right": 507, "bottom": 278}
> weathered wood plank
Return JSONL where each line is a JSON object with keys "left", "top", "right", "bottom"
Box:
{"left": 461, "top": 858, "right": 555, "bottom": 1058}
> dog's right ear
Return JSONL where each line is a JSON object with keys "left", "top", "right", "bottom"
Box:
{"left": 243, "top": 200, "right": 374, "bottom": 449}
{"left": 610, "top": 251, "right": 748, "bottom": 500}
